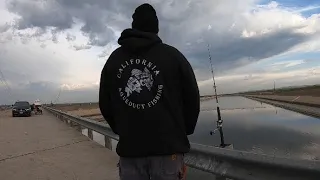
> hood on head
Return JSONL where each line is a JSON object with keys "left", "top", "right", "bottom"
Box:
{"left": 132, "top": 3, "right": 159, "bottom": 34}
{"left": 118, "top": 29, "right": 162, "bottom": 54}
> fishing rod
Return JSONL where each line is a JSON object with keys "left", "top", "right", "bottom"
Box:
{"left": 207, "top": 43, "right": 228, "bottom": 148}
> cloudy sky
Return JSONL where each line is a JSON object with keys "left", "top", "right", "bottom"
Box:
{"left": 0, "top": 0, "right": 320, "bottom": 104}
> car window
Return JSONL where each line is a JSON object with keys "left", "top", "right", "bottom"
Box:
{"left": 14, "top": 102, "right": 30, "bottom": 107}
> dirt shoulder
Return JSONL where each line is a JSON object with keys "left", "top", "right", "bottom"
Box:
{"left": 0, "top": 110, "right": 11, "bottom": 118}
{"left": 51, "top": 103, "right": 104, "bottom": 122}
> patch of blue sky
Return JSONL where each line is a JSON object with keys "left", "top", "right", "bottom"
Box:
{"left": 259, "top": 0, "right": 320, "bottom": 7}
{"left": 258, "top": 0, "right": 320, "bottom": 17}
{"left": 297, "top": 6, "right": 320, "bottom": 17}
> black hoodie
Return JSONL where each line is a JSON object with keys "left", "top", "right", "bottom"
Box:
{"left": 99, "top": 29, "right": 200, "bottom": 157}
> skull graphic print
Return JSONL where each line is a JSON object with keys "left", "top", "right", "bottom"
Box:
{"left": 125, "top": 68, "right": 154, "bottom": 97}
{"left": 117, "top": 58, "right": 163, "bottom": 110}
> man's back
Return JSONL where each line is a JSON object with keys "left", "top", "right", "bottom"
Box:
{"left": 99, "top": 3, "right": 200, "bottom": 180}
{"left": 99, "top": 28, "right": 200, "bottom": 157}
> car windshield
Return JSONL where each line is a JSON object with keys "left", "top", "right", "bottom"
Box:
{"left": 14, "top": 101, "right": 30, "bottom": 108}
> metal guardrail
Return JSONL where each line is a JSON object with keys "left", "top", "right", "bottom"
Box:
{"left": 44, "top": 106, "right": 320, "bottom": 180}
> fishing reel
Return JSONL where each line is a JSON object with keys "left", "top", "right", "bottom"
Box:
{"left": 210, "top": 128, "right": 219, "bottom": 135}
{"left": 210, "top": 119, "right": 223, "bottom": 135}
{"left": 209, "top": 119, "right": 233, "bottom": 148}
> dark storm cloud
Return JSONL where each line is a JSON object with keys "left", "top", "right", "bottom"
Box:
{"left": 7, "top": 0, "right": 73, "bottom": 30}
{"left": 188, "top": 28, "right": 311, "bottom": 81}
{"left": 1, "top": 0, "right": 320, "bottom": 102}
{"left": 5, "top": 0, "right": 317, "bottom": 79}
{"left": 5, "top": 0, "right": 121, "bottom": 46}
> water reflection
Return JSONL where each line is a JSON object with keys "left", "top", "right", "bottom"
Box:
{"left": 191, "top": 96, "right": 320, "bottom": 160}
{"left": 201, "top": 96, "right": 269, "bottom": 110}
{"left": 77, "top": 96, "right": 320, "bottom": 180}
{"left": 81, "top": 96, "right": 320, "bottom": 161}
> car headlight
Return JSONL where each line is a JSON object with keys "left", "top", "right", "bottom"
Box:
{"left": 13, "top": 108, "right": 17, "bottom": 111}
{"left": 26, "top": 108, "right": 31, "bottom": 111}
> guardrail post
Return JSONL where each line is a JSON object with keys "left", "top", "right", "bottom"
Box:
{"left": 76, "top": 124, "right": 82, "bottom": 132}
{"left": 70, "top": 121, "right": 76, "bottom": 127}
{"left": 88, "top": 129, "right": 93, "bottom": 140}
{"left": 104, "top": 136, "right": 112, "bottom": 150}
{"left": 61, "top": 115, "right": 66, "bottom": 122}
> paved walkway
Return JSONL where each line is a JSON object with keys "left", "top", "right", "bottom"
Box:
{"left": 0, "top": 110, "right": 119, "bottom": 180}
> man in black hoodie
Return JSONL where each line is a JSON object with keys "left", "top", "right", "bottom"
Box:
{"left": 99, "top": 3, "right": 200, "bottom": 180}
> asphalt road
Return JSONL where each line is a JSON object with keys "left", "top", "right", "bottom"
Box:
{"left": 0, "top": 111, "right": 119, "bottom": 180}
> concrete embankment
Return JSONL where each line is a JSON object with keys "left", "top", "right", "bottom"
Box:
{"left": 246, "top": 95, "right": 320, "bottom": 108}
{"left": 245, "top": 95, "right": 320, "bottom": 118}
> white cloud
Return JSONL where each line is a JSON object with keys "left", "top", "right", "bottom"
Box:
{"left": 1, "top": 0, "right": 320, "bottom": 104}
{"left": 61, "top": 83, "right": 98, "bottom": 91}
{"left": 270, "top": 59, "right": 306, "bottom": 68}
